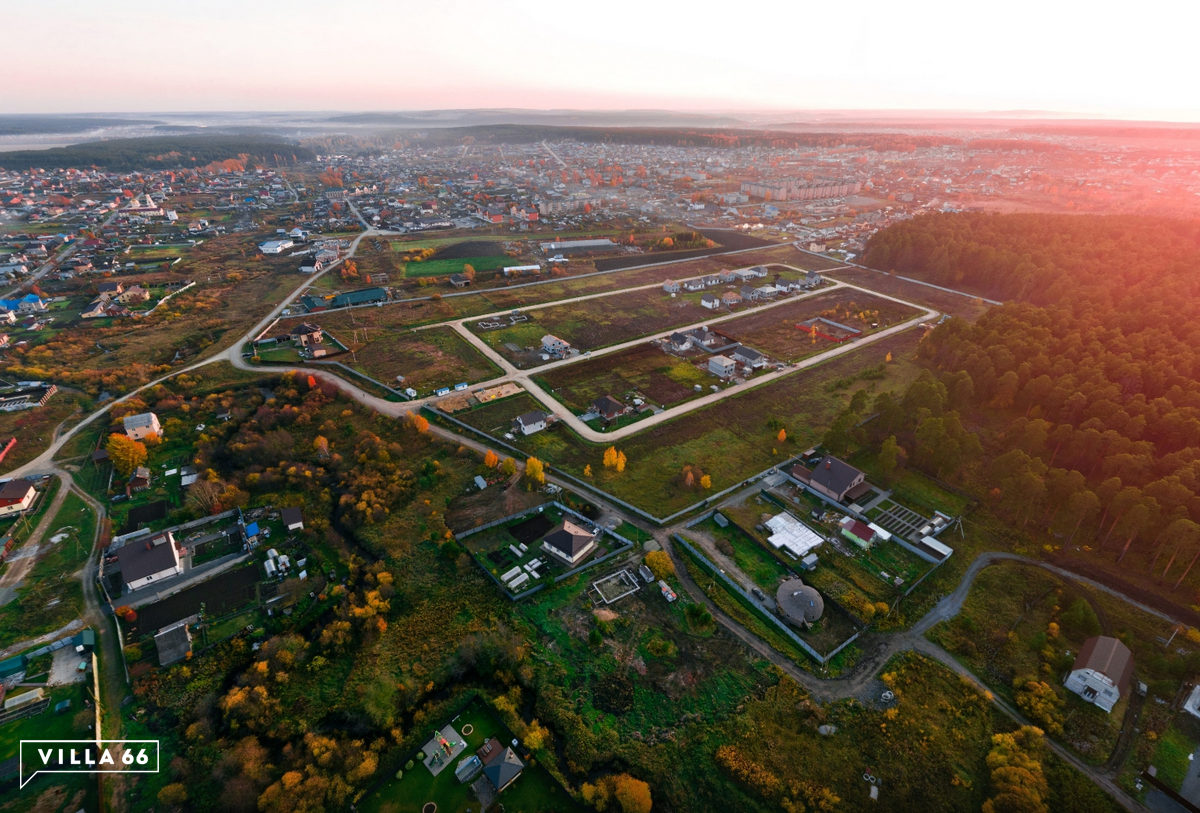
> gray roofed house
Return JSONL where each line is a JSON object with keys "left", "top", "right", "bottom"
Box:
{"left": 776, "top": 578, "right": 824, "bottom": 627}
{"left": 1064, "top": 636, "right": 1134, "bottom": 713}
{"left": 514, "top": 410, "right": 549, "bottom": 435}
{"left": 122, "top": 411, "right": 161, "bottom": 441}
{"left": 483, "top": 746, "right": 524, "bottom": 793}
{"left": 801, "top": 456, "right": 866, "bottom": 503}
{"left": 154, "top": 622, "right": 192, "bottom": 666}
{"left": 115, "top": 531, "right": 181, "bottom": 592}
{"left": 731, "top": 345, "right": 767, "bottom": 368}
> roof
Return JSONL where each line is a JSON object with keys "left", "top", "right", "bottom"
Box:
{"left": 122, "top": 412, "right": 158, "bottom": 431}
{"left": 154, "top": 623, "right": 191, "bottom": 666}
{"left": 809, "top": 455, "right": 864, "bottom": 498}
{"left": 593, "top": 395, "right": 625, "bottom": 418}
{"left": 543, "top": 519, "right": 595, "bottom": 558}
{"left": 483, "top": 747, "right": 524, "bottom": 790}
{"left": 115, "top": 534, "right": 177, "bottom": 583}
{"left": 516, "top": 410, "right": 547, "bottom": 428}
{"left": 764, "top": 512, "right": 823, "bottom": 558}
{"left": 839, "top": 516, "right": 875, "bottom": 543}
{"left": 732, "top": 345, "right": 765, "bottom": 362}
{"left": 0, "top": 478, "right": 34, "bottom": 501}
{"left": 281, "top": 507, "right": 303, "bottom": 527}
{"left": 1073, "top": 636, "right": 1134, "bottom": 696}
{"left": 290, "top": 322, "right": 321, "bottom": 335}
{"left": 776, "top": 578, "right": 824, "bottom": 624}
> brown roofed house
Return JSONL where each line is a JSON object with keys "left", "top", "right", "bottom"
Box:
{"left": 541, "top": 519, "right": 597, "bottom": 567}
{"left": 1064, "top": 636, "right": 1133, "bottom": 713}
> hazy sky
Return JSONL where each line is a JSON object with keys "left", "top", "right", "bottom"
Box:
{"left": 7, "top": 0, "right": 1199, "bottom": 120}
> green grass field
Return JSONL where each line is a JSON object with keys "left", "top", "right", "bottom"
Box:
{"left": 403, "top": 255, "right": 510, "bottom": 278}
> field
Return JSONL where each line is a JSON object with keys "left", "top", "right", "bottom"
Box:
{"left": 825, "top": 266, "right": 994, "bottom": 321}
{"left": 404, "top": 254, "right": 510, "bottom": 278}
{"left": 447, "top": 329, "right": 925, "bottom": 515}
{"left": 470, "top": 287, "right": 715, "bottom": 364}
{"left": 0, "top": 393, "right": 90, "bottom": 471}
{"left": 717, "top": 287, "right": 923, "bottom": 362}
{"left": 291, "top": 308, "right": 503, "bottom": 392}
{"left": 0, "top": 489, "right": 95, "bottom": 650}
{"left": 534, "top": 343, "right": 714, "bottom": 414}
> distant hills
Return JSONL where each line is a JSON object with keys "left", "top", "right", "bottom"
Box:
{"left": 0, "top": 134, "right": 314, "bottom": 171}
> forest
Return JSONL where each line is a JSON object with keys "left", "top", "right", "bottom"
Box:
{"left": 854, "top": 212, "right": 1200, "bottom": 609}
{"left": 0, "top": 134, "right": 314, "bottom": 170}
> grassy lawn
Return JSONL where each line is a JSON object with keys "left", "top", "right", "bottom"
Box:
{"left": 0, "top": 683, "right": 97, "bottom": 812}
{"left": 1150, "top": 722, "right": 1195, "bottom": 790}
{"left": 0, "top": 489, "right": 95, "bottom": 650}
{"left": 403, "top": 254, "right": 510, "bottom": 278}
{"left": 698, "top": 518, "right": 792, "bottom": 590}
{"left": 0, "top": 393, "right": 90, "bottom": 471}
{"left": 361, "top": 696, "right": 580, "bottom": 813}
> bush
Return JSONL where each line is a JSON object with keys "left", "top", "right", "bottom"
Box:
{"left": 395, "top": 769, "right": 403, "bottom": 780}
{"left": 405, "top": 759, "right": 415, "bottom": 770}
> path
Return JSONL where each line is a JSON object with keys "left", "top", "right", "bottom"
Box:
{"left": 0, "top": 471, "right": 72, "bottom": 605}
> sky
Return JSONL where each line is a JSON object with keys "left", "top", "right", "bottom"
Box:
{"left": 7, "top": 0, "right": 1200, "bottom": 121}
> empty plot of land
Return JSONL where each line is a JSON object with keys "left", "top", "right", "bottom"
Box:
{"left": 718, "top": 289, "right": 922, "bottom": 361}
{"left": 824, "top": 266, "right": 994, "bottom": 320}
{"left": 534, "top": 343, "right": 712, "bottom": 412}
{"left": 470, "top": 288, "right": 715, "bottom": 363}
{"left": 305, "top": 310, "right": 503, "bottom": 392}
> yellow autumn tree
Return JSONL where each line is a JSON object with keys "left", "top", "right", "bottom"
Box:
{"left": 615, "top": 451, "right": 627, "bottom": 472}
{"left": 584, "top": 464, "right": 593, "bottom": 478}
{"left": 776, "top": 428, "right": 787, "bottom": 444}
{"left": 106, "top": 433, "right": 147, "bottom": 477}
{"left": 483, "top": 449, "right": 499, "bottom": 468}
{"left": 603, "top": 446, "right": 618, "bottom": 469}
{"left": 644, "top": 550, "right": 674, "bottom": 580}
{"left": 700, "top": 474, "right": 712, "bottom": 489}
{"left": 524, "top": 457, "right": 546, "bottom": 487}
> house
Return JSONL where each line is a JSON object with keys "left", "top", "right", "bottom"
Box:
{"left": 754, "top": 284, "right": 778, "bottom": 299}
{"left": 592, "top": 395, "right": 629, "bottom": 421}
{"left": 541, "top": 334, "right": 570, "bottom": 357}
{"left": 97, "top": 281, "right": 125, "bottom": 297}
{"left": 682, "top": 278, "right": 705, "bottom": 292}
{"left": 804, "top": 271, "right": 823, "bottom": 288}
{"left": 258, "top": 239, "right": 294, "bottom": 254}
{"left": 290, "top": 323, "right": 323, "bottom": 347}
{"left": 482, "top": 746, "right": 524, "bottom": 793}
{"left": 128, "top": 466, "right": 152, "bottom": 493}
{"left": 1064, "top": 636, "right": 1133, "bottom": 712}
{"left": 742, "top": 265, "right": 769, "bottom": 278}
{"left": 449, "top": 273, "right": 471, "bottom": 288}
{"left": 154, "top": 621, "right": 192, "bottom": 666}
{"left": 798, "top": 456, "right": 867, "bottom": 503}
{"left": 0, "top": 478, "right": 36, "bottom": 518}
{"left": 838, "top": 516, "right": 876, "bottom": 549}
{"left": 731, "top": 345, "right": 768, "bottom": 369}
{"left": 708, "top": 355, "right": 737, "bottom": 379}
{"left": 115, "top": 284, "right": 151, "bottom": 305}
{"left": 721, "top": 291, "right": 742, "bottom": 306}
{"left": 513, "top": 410, "right": 550, "bottom": 436}
{"left": 776, "top": 577, "right": 824, "bottom": 627}
{"left": 667, "top": 332, "right": 692, "bottom": 352}
{"left": 542, "top": 519, "right": 598, "bottom": 567}
{"left": 115, "top": 532, "right": 181, "bottom": 592}
{"left": 662, "top": 280, "right": 681, "bottom": 294}
{"left": 123, "top": 412, "right": 161, "bottom": 441}
{"left": 700, "top": 293, "right": 720, "bottom": 310}
{"left": 329, "top": 287, "right": 387, "bottom": 308}
{"left": 281, "top": 507, "right": 304, "bottom": 532}
{"left": 740, "top": 285, "right": 760, "bottom": 301}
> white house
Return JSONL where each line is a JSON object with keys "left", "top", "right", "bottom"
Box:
{"left": 541, "top": 520, "right": 598, "bottom": 567}
{"left": 700, "top": 293, "right": 720, "bottom": 310}
{"left": 1064, "top": 636, "right": 1133, "bottom": 713}
{"left": 541, "top": 334, "right": 570, "bottom": 357}
{"left": 122, "top": 412, "right": 161, "bottom": 441}
{"left": 115, "top": 532, "right": 182, "bottom": 592}
{"left": 514, "top": 411, "right": 549, "bottom": 436}
{"left": 0, "top": 478, "right": 36, "bottom": 518}
{"left": 258, "top": 239, "right": 294, "bottom": 255}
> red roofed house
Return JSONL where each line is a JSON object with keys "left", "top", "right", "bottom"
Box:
{"left": 838, "top": 516, "right": 876, "bottom": 550}
{"left": 0, "top": 478, "right": 36, "bottom": 518}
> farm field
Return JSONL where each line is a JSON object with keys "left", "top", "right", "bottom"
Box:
{"left": 444, "top": 329, "right": 925, "bottom": 515}
{"left": 825, "top": 266, "right": 994, "bottom": 321}
{"left": 300, "top": 308, "right": 504, "bottom": 392}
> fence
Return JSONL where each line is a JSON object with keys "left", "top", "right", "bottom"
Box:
{"left": 456, "top": 500, "right": 637, "bottom": 600}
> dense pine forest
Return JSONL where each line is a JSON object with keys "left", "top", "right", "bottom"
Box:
{"left": 860, "top": 213, "right": 1200, "bottom": 605}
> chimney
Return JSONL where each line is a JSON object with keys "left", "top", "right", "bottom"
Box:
{"left": 145, "top": 541, "right": 152, "bottom": 551}
{"left": 825, "top": 459, "right": 832, "bottom": 470}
